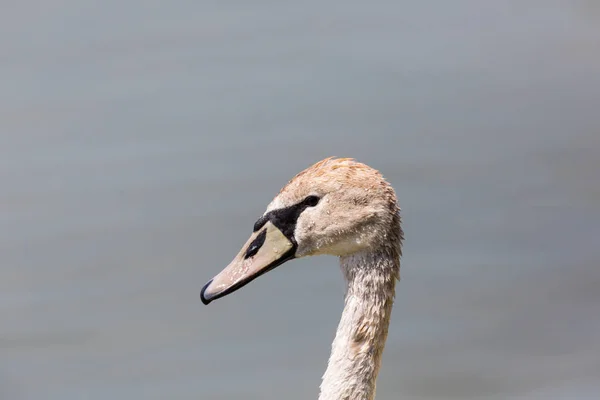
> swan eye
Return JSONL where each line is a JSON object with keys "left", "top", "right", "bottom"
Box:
{"left": 304, "top": 195, "right": 320, "bottom": 207}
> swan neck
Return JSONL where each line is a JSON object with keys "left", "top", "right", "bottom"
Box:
{"left": 319, "top": 249, "right": 399, "bottom": 400}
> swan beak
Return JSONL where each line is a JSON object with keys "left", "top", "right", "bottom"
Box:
{"left": 200, "top": 221, "right": 295, "bottom": 305}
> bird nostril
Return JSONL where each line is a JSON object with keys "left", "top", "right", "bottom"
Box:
{"left": 244, "top": 229, "right": 267, "bottom": 259}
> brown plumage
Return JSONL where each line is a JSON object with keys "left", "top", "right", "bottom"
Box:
{"left": 201, "top": 157, "right": 403, "bottom": 400}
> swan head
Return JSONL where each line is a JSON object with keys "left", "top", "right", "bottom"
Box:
{"left": 201, "top": 157, "right": 401, "bottom": 305}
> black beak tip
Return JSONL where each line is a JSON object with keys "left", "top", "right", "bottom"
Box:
{"left": 200, "top": 280, "right": 213, "bottom": 305}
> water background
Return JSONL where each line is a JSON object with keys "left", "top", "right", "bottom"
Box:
{"left": 2, "top": 1, "right": 600, "bottom": 399}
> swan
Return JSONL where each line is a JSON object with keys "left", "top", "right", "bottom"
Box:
{"left": 201, "top": 157, "right": 403, "bottom": 400}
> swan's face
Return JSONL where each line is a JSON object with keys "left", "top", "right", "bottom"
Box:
{"left": 201, "top": 158, "right": 400, "bottom": 305}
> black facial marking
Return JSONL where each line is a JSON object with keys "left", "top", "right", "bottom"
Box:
{"left": 253, "top": 214, "right": 268, "bottom": 233}
{"left": 252, "top": 195, "right": 321, "bottom": 240}
{"left": 244, "top": 229, "right": 266, "bottom": 259}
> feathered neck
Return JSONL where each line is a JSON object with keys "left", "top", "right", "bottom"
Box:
{"left": 319, "top": 248, "right": 400, "bottom": 400}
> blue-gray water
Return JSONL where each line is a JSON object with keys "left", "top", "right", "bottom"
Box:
{"left": 2, "top": 1, "right": 600, "bottom": 399}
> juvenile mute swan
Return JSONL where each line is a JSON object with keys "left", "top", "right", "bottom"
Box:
{"left": 201, "top": 157, "right": 403, "bottom": 400}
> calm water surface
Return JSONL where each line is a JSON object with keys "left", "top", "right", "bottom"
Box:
{"left": 2, "top": 1, "right": 600, "bottom": 399}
